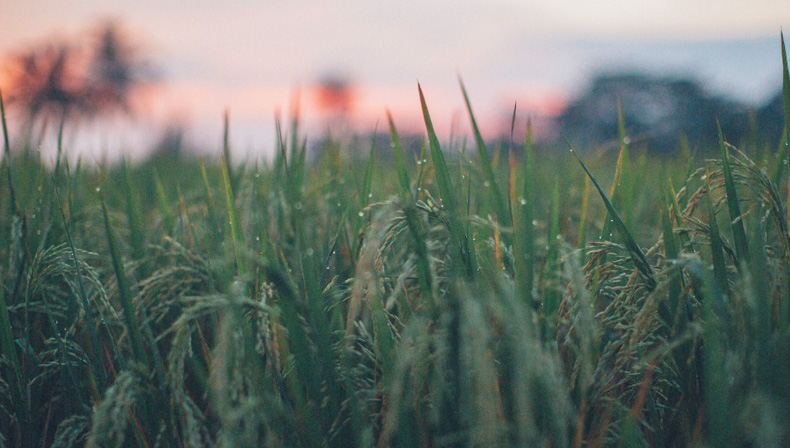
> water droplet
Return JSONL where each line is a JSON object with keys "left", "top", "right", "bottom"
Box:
{"left": 422, "top": 159, "right": 427, "bottom": 164}
{"left": 532, "top": 219, "right": 538, "bottom": 226}
{"left": 306, "top": 248, "right": 314, "bottom": 256}
{"left": 95, "top": 187, "right": 101, "bottom": 193}
{"left": 520, "top": 198, "right": 527, "bottom": 205}
{"left": 368, "top": 193, "right": 373, "bottom": 198}
{"left": 255, "top": 236, "right": 260, "bottom": 241}
{"left": 36, "top": 230, "right": 41, "bottom": 235}
{"left": 623, "top": 136, "right": 631, "bottom": 145}
{"left": 483, "top": 181, "right": 490, "bottom": 188}
{"left": 294, "top": 202, "right": 302, "bottom": 210}
{"left": 358, "top": 212, "right": 364, "bottom": 217}
{"left": 417, "top": 187, "right": 422, "bottom": 192}
{"left": 326, "top": 266, "right": 331, "bottom": 270}
{"left": 337, "top": 202, "right": 342, "bottom": 207}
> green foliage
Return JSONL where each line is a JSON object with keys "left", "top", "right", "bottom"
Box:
{"left": 1, "top": 39, "right": 790, "bottom": 448}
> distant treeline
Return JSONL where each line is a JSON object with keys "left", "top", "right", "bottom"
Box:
{"left": 557, "top": 73, "right": 785, "bottom": 153}
{"left": 346, "top": 73, "right": 785, "bottom": 159}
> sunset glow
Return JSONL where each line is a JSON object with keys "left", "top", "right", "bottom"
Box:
{"left": 2, "top": 0, "right": 789, "bottom": 157}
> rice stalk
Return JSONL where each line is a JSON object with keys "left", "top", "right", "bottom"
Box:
{"left": 419, "top": 84, "right": 476, "bottom": 280}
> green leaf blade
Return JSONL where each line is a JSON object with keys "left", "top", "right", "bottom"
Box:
{"left": 459, "top": 78, "right": 511, "bottom": 229}
{"left": 718, "top": 122, "right": 749, "bottom": 264}
{"left": 568, "top": 139, "right": 656, "bottom": 290}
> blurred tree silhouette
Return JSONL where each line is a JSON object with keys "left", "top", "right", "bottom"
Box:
{"left": 313, "top": 74, "right": 357, "bottom": 139}
{"left": 86, "top": 22, "right": 150, "bottom": 115}
{"left": 315, "top": 75, "right": 355, "bottom": 116}
{"left": 5, "top": 42, "right": 85, "bottom": 120}
{"left": 3, "top": 21, "right": 154, "bottom": 127}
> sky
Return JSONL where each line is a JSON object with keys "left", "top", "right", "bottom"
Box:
{"left": 2, "top": 0, "right": 789, "bottom": 160}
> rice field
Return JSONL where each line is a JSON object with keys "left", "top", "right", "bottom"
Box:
{"left": 0, "top": 38, "right": 789, "bottom": 448}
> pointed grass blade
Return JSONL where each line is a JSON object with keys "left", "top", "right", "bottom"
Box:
{"left": 320, "top": 200, "right": 352, "bottom": 285}
{"left": 0, "top": 90, "right": 17, "bottom": 215}
{"left": 199, "top": 157, "right": 220, "bottom": 238}
{"left": 223, "top": 109, "right": 239, "bottom": 194}
{"left": 600, "top": 102, "right": 628, "bottom": 241}
{"left": 222, "top": 156, "right": 247, "bottom": 274}
{"left": 494, "top": 214, "right": 503, "bottom": 272}
{"left": 507, "top": 102, "right": 517, "bottom": 217}
{"left": 419, "top": 84, "right": 458, "bottom": 215}
{"left": 514, "top": 121, "right": 536, "bottom": 306}
{"left": 361, "top": 129, "right": 375, "bottom": 210}
{"left": 153, "top": 168, "right": 175, "bottom": 233}
{"left": 387, "top": 110, "right": 413, "bottom": 201}
{"left": 568, "top": 139, "right": 656, "bottom": 290}
{"left": 459, "top": 78, "right": 511, "bottom": 228}
{"left": 718, "top": 123, "right": 749, "bottom": 265}
{"left": 782, "top": 32, "right": 790, "bottom": 151}
{"left": 705, "top": 167, "right": 730, "bottom": 301}
{"left": 746, "top": 213, "right": 773, "bottom": 380}
{"left": 660, "top": 189, "right": 682, "bottom": 330}
{"left": 419, "top": 84, "right": 474, "bottom": 279}
{"left": 120, "top": 159, "right": 146, "bottom": 264}
{"left": 578, "top": 175, "right": 590, "bottom": 250}
{"left": 288, "top": 88, "right": 302, "bottom": 162}
{"left": 542, "top": 178, "right": 562, "bottom": 336}
{"left": 352, "top": 130, "right": 377, "bottom": 259}
{"left": 100, "top": 197, "right": 147, "bottom": 366}
{"left": 775, "top": 33, "right": 790, "bottom": 185}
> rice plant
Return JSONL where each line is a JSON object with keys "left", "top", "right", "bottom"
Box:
{"left": 0, "top": 35, "right": 789, "bottom": 448}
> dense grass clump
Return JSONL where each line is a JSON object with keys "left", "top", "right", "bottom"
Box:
{"left": 1, "top": 38, "right": 790, "bottom": 448}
